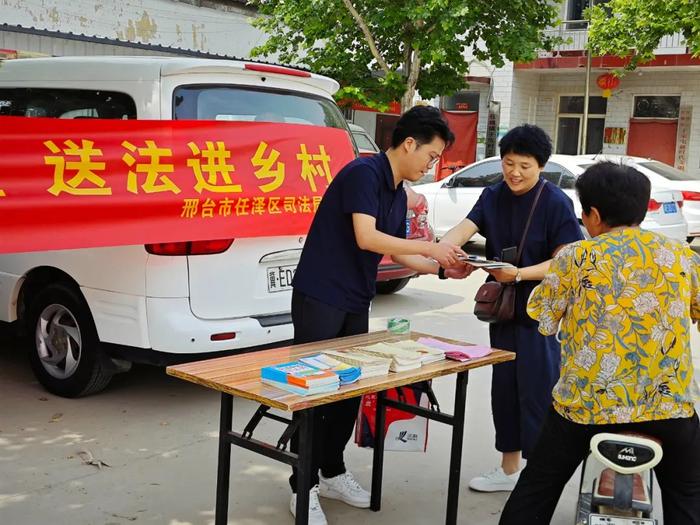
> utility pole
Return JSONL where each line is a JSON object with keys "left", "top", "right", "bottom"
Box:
{"left": 581, "top": 19, "right": 592, "bottom": 155}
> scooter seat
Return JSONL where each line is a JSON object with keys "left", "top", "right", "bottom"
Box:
{"left": 595, "top": 468, "right": 650, "bottom": 505}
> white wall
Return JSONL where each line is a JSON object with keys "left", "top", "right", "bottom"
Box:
{"left": 469, "top": 60, "right": 515, "bottom": 140}
{"left": 0, "top": 0, "right": 266, "bottom": 57}
{"left": 533, "top": 70, "right": 700, "bottom": 177}
{"left": 510, "top": 70, "right": 541, "bottom": 127}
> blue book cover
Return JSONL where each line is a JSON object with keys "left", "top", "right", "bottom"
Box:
{"left": 260, "top": 360, "right": 338, "bottom": 387}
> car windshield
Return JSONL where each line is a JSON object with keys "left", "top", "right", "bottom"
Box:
{"left": 352, "top": 131, "right": 378, "bottom": 152}
{"left": 173, "top": 85, "right": 348, "bottom": 129}
{"left": 638, "top": 161, "right": 700, "bottom": 181}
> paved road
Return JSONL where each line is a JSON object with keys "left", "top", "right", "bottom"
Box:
{"left": 1, "top": 240, "right": 698, "bottom": 524}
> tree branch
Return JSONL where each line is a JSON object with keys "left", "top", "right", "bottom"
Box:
{"left": 341, "top": 0, "right": 391, "bottom": 74}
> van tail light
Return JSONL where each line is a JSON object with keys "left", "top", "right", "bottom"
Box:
{"left": 648, "top": 199, "right": 661, "bottom": 212}
{"left": 210, "top": 332, "right": 237, "bottom": 341}
{"left": 145, "top": 239, "right": 234, "bottom": 256}
{"left": 682, "top": 191, "right": 700, "bottom": 201}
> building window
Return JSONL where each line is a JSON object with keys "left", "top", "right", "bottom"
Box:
{"left": 633, "top": 96, "right": 680, "bottom": 119}
{"left": 559, "top": 95, "right": 607, "bottom": 115}
{"left": 567, "top": 0, "right": 609, "bottom": 21}
{"left": 556, "top": 95, "right": 607, "bottom": 155}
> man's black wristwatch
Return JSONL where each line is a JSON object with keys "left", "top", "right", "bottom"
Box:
{"left": 438, "top": 266, "right": 447, "bottom": 280}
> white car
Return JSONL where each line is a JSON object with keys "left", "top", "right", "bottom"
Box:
{"left": 0, "top": 56, "right": 353, "bottom": 397}
{"left": 414, "top": 154, "right": 688, "bottom": 242}
{"left": 348, "top": 122, "right": 380, "bottom": 157}
{"left": 587, "top": 155, "right": 699, "bottom": 242}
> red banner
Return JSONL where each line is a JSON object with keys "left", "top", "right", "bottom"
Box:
{"left": 0, "top": 117, "right": 355, "bottom": 254}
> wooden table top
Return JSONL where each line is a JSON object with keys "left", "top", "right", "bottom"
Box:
{"left": 167, "top": 331, "right": 515, "bottom": 411}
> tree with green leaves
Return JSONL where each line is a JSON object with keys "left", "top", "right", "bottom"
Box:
{"left": 588, "top": 0, "right": 700, "bottom": 69}
{"left": 249, "top": 0, "right": 559, "bottom": 112}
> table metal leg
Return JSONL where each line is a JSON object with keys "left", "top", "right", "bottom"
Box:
{"left": 295, "top": 407, "right": 314, "bottom": 525}
{"left": 215, "top": 393, "right": 233, "bottom": 525}
{"left": 370, "top": 389, "right": 387, "bottom": 511}
{"left": 446, "top": 371, "right": 469, "bottom": 525}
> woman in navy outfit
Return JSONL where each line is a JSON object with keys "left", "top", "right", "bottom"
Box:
{"left": 438, "top": 125, "right": 583, "bottom": 492}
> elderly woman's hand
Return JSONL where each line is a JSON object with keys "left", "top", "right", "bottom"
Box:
{"left": 485, "top": 267, "right": 519, "bottom": 283}
{"left": 444, "top": 262, "right": 476, "bottom": 280}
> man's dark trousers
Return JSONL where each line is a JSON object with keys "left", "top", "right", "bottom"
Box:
{"left": 288, "top": 289, "right": 369, "bottom": 492}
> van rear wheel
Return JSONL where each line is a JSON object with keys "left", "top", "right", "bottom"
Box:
{"left": 27, "top": 284, "right": 112, "bottom": 397}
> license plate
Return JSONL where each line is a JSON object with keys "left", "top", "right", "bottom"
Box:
{"left": 663, "top": 202, "right": 677, "bottom": 214}
{"left": 267, "top": 265, "right": 296, "bottom": 293}
{"left": 590, "top": 515, "right": 655, "bottom": 525}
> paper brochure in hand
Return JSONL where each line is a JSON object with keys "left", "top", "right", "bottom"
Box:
{"left": 458, "top": 255, "right": 514, "bottom": 269}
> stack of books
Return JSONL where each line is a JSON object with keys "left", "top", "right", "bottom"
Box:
{"left": 354, "top": 342, "right": 423, "bottom": 372}
{"left": 260, "top": 360, "right": 340, "bottom": 395}
{"left": 299, "top": 353, "right": 361, "bottom": 385}
{"left": 388, "top": 339, "right": 445, "bottom": 364}
{"left": 324, "top": 349, "right": 391, "bottom": 379}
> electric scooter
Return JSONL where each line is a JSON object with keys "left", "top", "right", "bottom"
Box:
{"left": 576, "top": 433, "right": 663, "bottom": 525}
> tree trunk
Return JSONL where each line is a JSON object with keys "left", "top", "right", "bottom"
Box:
{"left": 401, "top": 86, "right": 416, "bottom": 113}
{"left": 400, "top": 49, "right": 421, "bottom": 113}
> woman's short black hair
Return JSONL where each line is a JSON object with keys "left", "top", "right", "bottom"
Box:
{"left": 575, "top": 161, "right": 651, "bottom": 227}
{"left": 391, "top": 105, "right": 455, "bottom": 148}
{"left": 498, "top": 124, "right": 552, "bottom": 167}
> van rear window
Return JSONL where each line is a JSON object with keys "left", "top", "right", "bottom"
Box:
{"left": 0, "top": 88, "right": 136, "bottom": 119}
{"left": 173, "top": 85, "right": 347, "bottom": 129}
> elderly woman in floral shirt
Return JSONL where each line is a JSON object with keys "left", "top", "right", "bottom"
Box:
{"left": 499, "top": 162, "right": 700, "bottom": 525}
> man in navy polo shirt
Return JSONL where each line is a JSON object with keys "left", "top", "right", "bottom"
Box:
{"left": 288, "top": 106, "right": 466, "bottom": 524}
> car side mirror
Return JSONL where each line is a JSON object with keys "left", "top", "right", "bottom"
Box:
{"left": 442, "top": 178, "right": 454, "bottom": 189}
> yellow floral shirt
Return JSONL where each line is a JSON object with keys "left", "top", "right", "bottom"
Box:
{"left": 527, "top": 228, "right": 700, "bottom": 424}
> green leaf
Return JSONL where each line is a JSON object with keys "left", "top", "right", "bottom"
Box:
{"left": 588, "top": 0, "right": 700, "bottom": 70}
{"left": 248, "top": 0, "right": 559, "bottom": 110}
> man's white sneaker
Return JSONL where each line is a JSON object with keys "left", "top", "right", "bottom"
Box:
{"left": 319, "top": 471, "right": 371, "bottom": 508}
{"left": 468, "top": 467, "right": 520, "bottom": 492}
{"left": 289, "top": 484, "right": 328, "bottom": 525}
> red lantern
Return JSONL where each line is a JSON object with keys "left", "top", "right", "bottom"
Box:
{"left": 596, "top": 73, "right": 620, "bottom": 98}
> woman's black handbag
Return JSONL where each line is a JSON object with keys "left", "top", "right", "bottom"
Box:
{"left": 474, "top": 281, "right": 516, "bottom": 323}
{"left": 473, "top": 181, "right": 546, "bottom": 323}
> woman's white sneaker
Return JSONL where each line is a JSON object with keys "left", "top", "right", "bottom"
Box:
{"left": 319, "top": 471, "right": 371, "bottom": 508}
{"left": 289, "top": 484, "right": 328, "bottom": 525}
{"left": 468, "top": 467, "right": 520, "bottom": 492}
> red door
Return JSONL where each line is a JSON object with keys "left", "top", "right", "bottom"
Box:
{"left": 436, "top": 111, "right": 477, "bottom": 181}
{"left": 627, "top": 119, "right": 678, "bottom": 165}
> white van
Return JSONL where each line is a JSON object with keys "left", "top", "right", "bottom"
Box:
{"left": 0, "top": 56, "right": 355, "bottom": 397}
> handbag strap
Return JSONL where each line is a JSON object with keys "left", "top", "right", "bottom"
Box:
{"left": 515, "top": 179, "right": 546, "bottom": 266}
